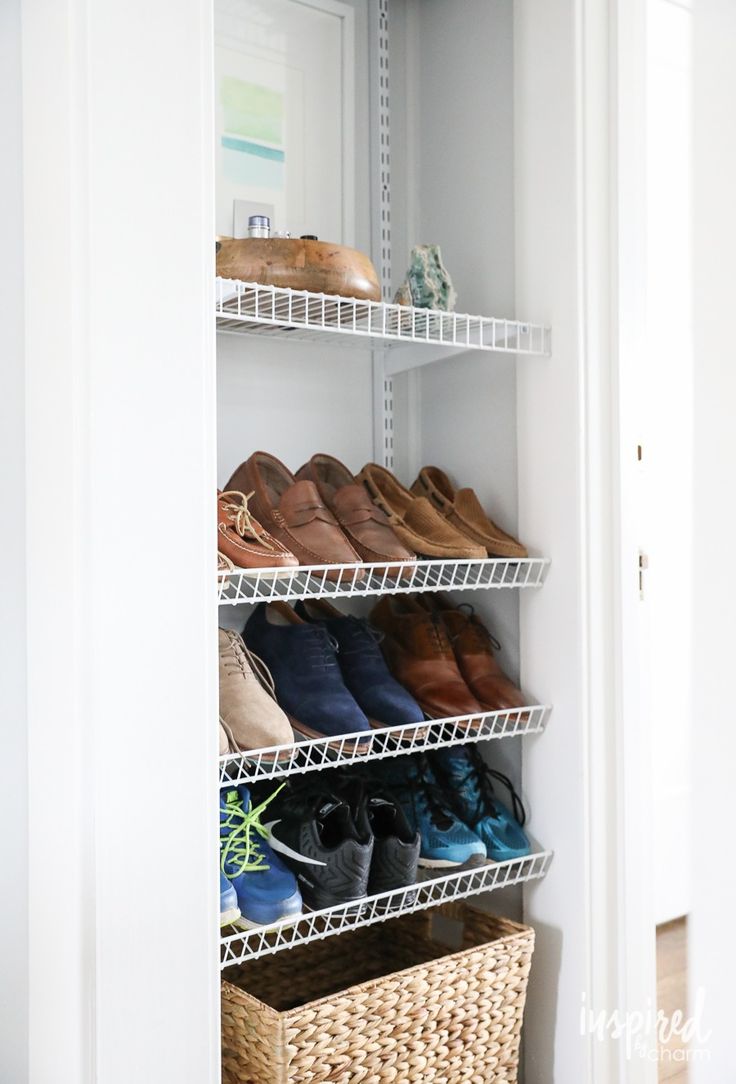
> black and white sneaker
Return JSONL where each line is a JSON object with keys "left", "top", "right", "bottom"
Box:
{"left": 340, "top": 778, "right": 421, "bottom": 903}
{"left": 262, "top": 780, "right": 373, "bottom": 911}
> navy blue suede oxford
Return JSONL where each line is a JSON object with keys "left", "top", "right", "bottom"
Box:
{"left": 294, "top": 599, "right": 426, "bottom": 730}
{"left": 243, "top": 602, "right": 372, "bottom": 744}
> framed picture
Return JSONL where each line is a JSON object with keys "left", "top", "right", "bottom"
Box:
{"left": 214, "top": 0, "right": 355, "bottom": 244}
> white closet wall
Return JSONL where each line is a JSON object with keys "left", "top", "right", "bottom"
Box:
{"left": 389, "top": 0, "right": 523, "bottom": 904}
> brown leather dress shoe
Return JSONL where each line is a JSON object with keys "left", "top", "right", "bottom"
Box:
{"left": 417, "top": 594, "right": 528, "bottom": 712}
{"left": 226, "top": 453, "right": 362, "bottom": 576}
{"left": 296, "top": 454, "right": 416, "bottom": 567}
{"left": 218, "top": 490, "right": 298, "bottom": 575}
{"left": 411, "top": 466, "right": 528, "bottom": 558}
{"left": 357, "top": 463, "right": 487, "bottom": 560}
{"left": 369, "top": 595, "right": 483, "bottom": 720}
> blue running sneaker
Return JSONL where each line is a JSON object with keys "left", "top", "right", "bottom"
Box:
{"left": 220, "top": 869, "right": 240, "bottom": 927}
{"left": 294, "top": 599, "right": 425, "bottom": 731}
{"left": 429, "top": 745, "right": 530, "bottom": 861}
{"left": 220, "top": 785, "right": 303, "bottom": 928}
{"left": 379, "top": 754, "right": 485, "bottom": 869}
{"left": 243, "top": 602, "right": 371, "bottom": 745}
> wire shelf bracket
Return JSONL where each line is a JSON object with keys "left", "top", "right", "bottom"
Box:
{"left": 220, "top": 849, "right": 553, "bottom": 967}
{"left": 219, "top": 704, "right": 551, "bottom": 787}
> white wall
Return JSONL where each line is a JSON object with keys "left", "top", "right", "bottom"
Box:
{"left": 0, "top": 1, "right": 29, "bottom": 1079}
{"left": 690, "top": 0, "right": 736, "bottom": 1077}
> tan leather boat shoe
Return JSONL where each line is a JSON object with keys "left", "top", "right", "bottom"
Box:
{"left": 217, "top": 489, "right": 298, "bottom": 574}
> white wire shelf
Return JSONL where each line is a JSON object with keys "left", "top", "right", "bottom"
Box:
{"left": 220, "top": 849, "right": 552, "bottom": 967}
{"left": 218, "top": 556, "right": 550, "bottom": 606}
{"left": 215, "top": 278, "right": 551, "bottom": 364}
{"left": 219, "top": 704, "right": 550, "bottom": 787}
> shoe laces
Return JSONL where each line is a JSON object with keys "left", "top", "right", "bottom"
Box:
{"left": 303, "top": 626, "right": 340, "bottom": 671}
{"left": 219, "top": 489, "right": 276, "bottom": 551}
{"left": 222, "top": 631, "right": 278, "bottom": 697}
{"left": 415, "top": 612, "right": 454, "bottom": 659}
{"left": 451, "top": 604, "right": 502, "bottom": 652}
{"left": 397, "top": 755, "right": 455, "bottom": 831}
{"left": 218, "top": 551, "right": 235, "bottom": 573}
{"left": 338, "top": 617, "right": 385, "bottom": 659}
{"left": 459, "top": 747, "right": 526, "bottom": 825}
{"left": 220, "top": 784, "right": 284, "bottom": 876}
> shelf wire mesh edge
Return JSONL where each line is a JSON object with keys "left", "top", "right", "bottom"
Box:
{"left": 218, "top": 557, "right": 550, "bottom": 606}
{"left": 219, "top": 705, "right": 551, "bottom": 786}
{"left": 215, "top": 279, "right": 551, "bottom": 357}
{"left": 220, "top": 850, "right": 553, "bottom": 967}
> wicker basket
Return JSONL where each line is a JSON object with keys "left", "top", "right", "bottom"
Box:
{"left": 221, "top": 903, "right": 535, "bottom": 1084}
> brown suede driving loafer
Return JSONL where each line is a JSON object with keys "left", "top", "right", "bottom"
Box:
{"left": 357, "top": 463, "right": 486, "bottom": 560}
{"left": 226, "top": 452, "right": 363, "bottom": 577}
{"left": 411, "top": 466, "right": 528, "bottom": 558}
{"left": 296, "top": 454, "right": 416, "bottom": 567}
{"left": 369, "top": 595, "right": 483, "bottom": 720}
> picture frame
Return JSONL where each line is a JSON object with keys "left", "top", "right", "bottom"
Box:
{"left": 214, "top": 0, "right": 356, "bottom": 245}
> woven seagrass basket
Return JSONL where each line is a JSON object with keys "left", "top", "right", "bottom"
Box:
{"left": 221, "top": 903, "right": 535, "bottom": 1084}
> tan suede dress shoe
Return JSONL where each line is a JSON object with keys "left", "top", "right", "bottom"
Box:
{"left": 218, "top": 489, "right": 298, "bottom": 575}
{"left": 416, "top": 595, "right": 528, "bottom": 713}
{"left": 226, "top": 453, "right": 363, "bottom": 578}
{"left": 219, "top": 628, "right": 294, "bottom": 754}
{"left": 369, "top": 596, "right": 483, "bottom": 720}
{"left": 411, "top": 466, "right": 528, "bottom": 558}
{"left": 357, "top": 463, "right": 486, "bottom": 560}
{"left": 296, "top": 454, "right": 416, "bottom": 567}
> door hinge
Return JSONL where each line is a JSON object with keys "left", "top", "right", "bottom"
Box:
{"left": 638, "top": 551, "right": 649, "bottom": 599}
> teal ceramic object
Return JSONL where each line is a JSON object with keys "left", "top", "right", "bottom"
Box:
{"left": 395, "top": 244, "right": 457, "bottom": 311}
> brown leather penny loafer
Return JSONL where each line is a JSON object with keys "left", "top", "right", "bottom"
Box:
{"left": 226, "top": 452, "right": 363, "bottom": 577}
{"left": 218, "top": 489, "right": 298, "bottom": 575}
{"left": 411, "top": 466, "right": 528, "bottom": 558}
{"left": 357, "top": 463, "right": 486, "bottom": 560}
{"left": 417, "top": 594, "right": 528, "bottom": 713}
{"left": 296, "top": 454, "right": 416, "bottom": 568}
{"left": 369, "top": 595, "right": 483, "bottom": 720}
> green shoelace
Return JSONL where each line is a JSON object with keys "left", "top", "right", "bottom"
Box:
{"left": 220, "top": 784, "right": 284, "bottom": 877}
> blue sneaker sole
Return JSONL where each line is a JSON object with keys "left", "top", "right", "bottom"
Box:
{"left": 220, "top": 906, "right": 241, "bottom": 927}
{"left": 234, "top": 888, "right": 304, "bottom": 930}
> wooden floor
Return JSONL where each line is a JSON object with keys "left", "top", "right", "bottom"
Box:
{"left": 656, "top": 917, "right": 688, "bottom": 1083}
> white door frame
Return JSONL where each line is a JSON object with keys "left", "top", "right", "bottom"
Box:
{"left": 517, "top": 0, "right": 656, "bottom": 1080}
{"left": 12, "top": 0, "right": 220, "bottom": 1081}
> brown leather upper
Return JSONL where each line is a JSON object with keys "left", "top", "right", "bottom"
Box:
{"left": 417, "top": 595, "right": 527, "bottom": 712}
{"left": 357, "top": 463, "right": 487, "bottom": 560}
{"left": 217, "top": 489, "right": 298, "bottom": 571}
{"left": 297, "top": 454, "right": 416, "bottom": 564}
{"left": 369, "top": 596, "right": 483, "bottom": 719}
{"left": 411, "top": 466, "right": 528, "bottom": 558}
{"left": 226, "top": 453, "right": 362, "bottom": 568}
